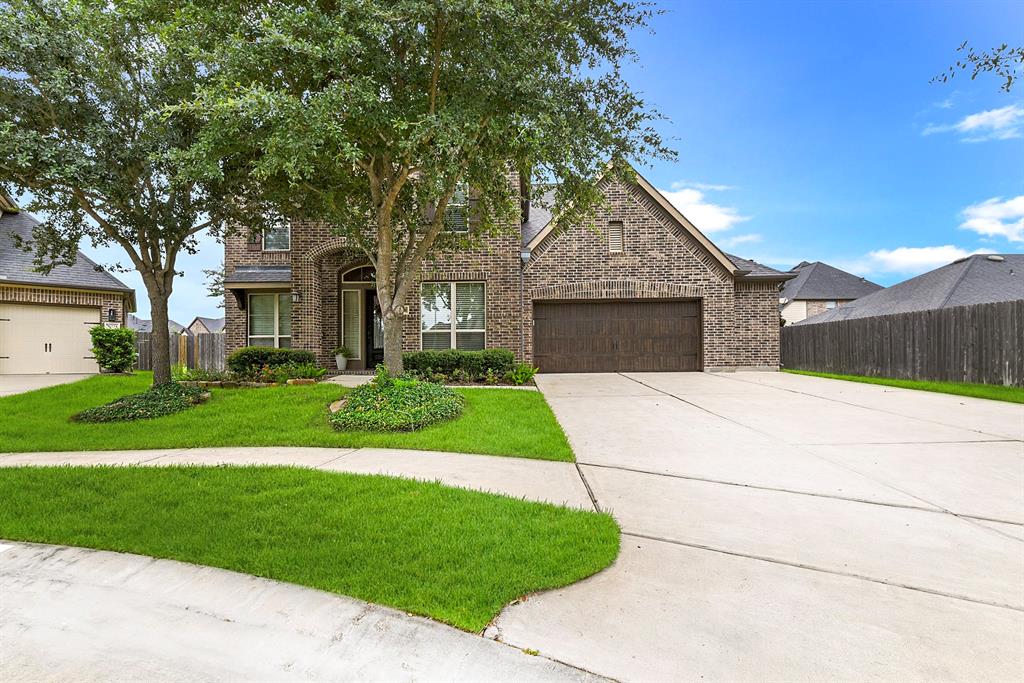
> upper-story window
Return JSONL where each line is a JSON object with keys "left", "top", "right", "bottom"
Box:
{"left": 263, "top": 216, "right": 291, "bottom": 251}
{"left": 444, "top": 182, "right": 469, "bottom": 233}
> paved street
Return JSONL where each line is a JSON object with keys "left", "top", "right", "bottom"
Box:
{"left": 492, "top": 371, "right": 1024, "bottom": 681}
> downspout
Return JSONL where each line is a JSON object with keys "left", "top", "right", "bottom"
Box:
{"left": 519, "top": 247, "right": 529, "bottom": 362}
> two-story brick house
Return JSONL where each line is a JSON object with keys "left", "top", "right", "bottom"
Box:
{"left": 223, "top": 167, "right": 792, "bottom": 373}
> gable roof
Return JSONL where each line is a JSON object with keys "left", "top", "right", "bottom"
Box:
{"left": 127, "top": 314, "right": 187, "bottom": 335}
{"left": 521, "top": 163, "right": 778, "bottom": 279}
{"left": 781, "top": 261, "right": 883, "bottom": 301}
{"left": 726, "top": 253, "right": 791, "bottom": 279}
{"left": 0, "top": 209, "right": 136, "bottom": 308}
{"left": 796, "top": 254, "right": 1024, "bottom": 324}
{"left": 188, "top": 316, "right": 225, "bottom": 333}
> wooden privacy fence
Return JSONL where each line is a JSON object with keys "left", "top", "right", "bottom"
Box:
{"left": 135, "top": 332, "right": 226, "bottom": 371}
{"left": 781, "top": 300, "right": 1024, "bottom": 387}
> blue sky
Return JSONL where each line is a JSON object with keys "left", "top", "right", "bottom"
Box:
{"left": 55, "top": 1, "right": 1024, "bottom": 320}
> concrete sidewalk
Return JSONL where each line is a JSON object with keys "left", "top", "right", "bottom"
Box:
{"left": 0, "top": 541, "right": 605, "bottom": 683}
{"left": 0, "top": 446, "right": 593, "bottom": 510}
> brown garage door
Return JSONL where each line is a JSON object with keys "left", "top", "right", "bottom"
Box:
{"left": 533, "top": 300, "right": 702, "bottom": 373}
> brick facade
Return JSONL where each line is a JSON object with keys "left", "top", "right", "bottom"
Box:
{"left": 0, "top": 284, "right": 129, "bottom": 326}
{"left": 224, "top": 175, "right": 785, "bottom": 371}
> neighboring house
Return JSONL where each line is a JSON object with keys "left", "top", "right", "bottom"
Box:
{"left": 186, "top": 316, "right": 225, "bottom": 335}
{"left": 223, "top": 166, "right": 794, "bottom": 373}
{"left": 127, "top": 313, "right": 188, "bottom": 336}
{"left": 0, "top": 194, "right": 136, "bottom": 375}
{"left": 780, "top": 261, "right": 883, "bottom": 325}
{"left": 794, "top": 253, "right": 1024, "bottom": 325}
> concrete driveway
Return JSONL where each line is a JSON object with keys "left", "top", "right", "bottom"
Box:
{"left": 492, "top": 371, "right": 1024, "bottom": 681}
{"left": 0, "top": 374, "right": 92, "bottom": 397}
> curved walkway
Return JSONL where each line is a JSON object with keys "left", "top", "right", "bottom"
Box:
{"left": 0, "top": 446, "right": 594, "bottom": 510}
{"left": 0, "top": 541, "right": 604, "bottom": 682}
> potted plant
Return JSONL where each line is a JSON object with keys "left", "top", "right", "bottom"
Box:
{"left": 333, "top": 346, "right": 353, "bottom": 371}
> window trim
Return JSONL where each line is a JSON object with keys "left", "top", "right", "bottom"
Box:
{"left": 419, "top": 281, "right": 486, "bottom": 350}
{"left": 262, "top": 221, "right": 291, "bottom": 252}
{"left": 247, "top": 292, "right": 291, "bottom": 348}
{"left": 340, "top": 289, "right": 362, "bottom": 360}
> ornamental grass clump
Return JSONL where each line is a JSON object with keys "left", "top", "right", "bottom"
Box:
{"left": 71, "top": 382, "right": 207, "bottom": 423}
{"left": 331, "top": 367, "right": 463, "bottom": 432}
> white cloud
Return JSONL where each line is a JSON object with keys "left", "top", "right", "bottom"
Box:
{"left": 718, "top": 233, "right": 762, "bottom": 248}
{"left": 669, "top": 180, "right": 736, "bottom": 192}
{"left": 836, "top": 245, "right": 995, "bottom": 277}
{"left": 960, "top": 195, "right": 1024, "bottom": 243}
{"left": 659, "top": 186, "right": 750, "bottom": 233}
{"left": 923, "top": 104, "right": 1024, "bottom": 142}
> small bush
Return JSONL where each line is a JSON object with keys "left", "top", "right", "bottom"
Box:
{"left": 331, "top": 367, "right": 463, "bottom": 432}
{"left": 227, "top": 347, "right": 316, "bottom": 374}
{"left": 265, "top": 363, "right": 327, "bottom": 383}
{"left": 403, "top": 348, "right": 515, "bottom": 379}
{"left": 505, "top": 363, "right": 538, "bottom": 386}
{"left": 90, "top": 326, "right": 136, "bottom": 373}
{"left": 72, "top": 382, "right": 207, "bottom": 423}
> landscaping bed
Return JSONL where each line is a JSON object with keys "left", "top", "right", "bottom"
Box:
{"left": 0, "top": 373, "right": 574, "bottom": 460}
{"left": 0, "top": 466, "right": 619, "bottom": 632}
{"left": 71, "top": 382, "right": 209, "bottom": 423}
{"left": 330, "top": 369, "right": 464, "bottom": 432}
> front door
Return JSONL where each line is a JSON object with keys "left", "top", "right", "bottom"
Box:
{"left": 365, "top": 292, "right": 385, "bottom": 368}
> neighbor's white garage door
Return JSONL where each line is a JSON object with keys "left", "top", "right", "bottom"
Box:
{"left": 0, "top": 303, "right": 101, "bottom": 375}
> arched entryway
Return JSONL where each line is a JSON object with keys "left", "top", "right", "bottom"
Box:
{"left": 337, "top": 264, "right": 383, "bottom": 370}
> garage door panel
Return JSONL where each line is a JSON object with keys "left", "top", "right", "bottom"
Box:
{"left": 0, "top": 303, "right": 100, "bottom": 375}
{"left": 533, "top": 300, "right": 702, "bottom": 373}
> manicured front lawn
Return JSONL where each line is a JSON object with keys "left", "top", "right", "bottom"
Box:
{"left": 0, "top": 373, "right": 573, "bottom": 460}
{"left": 783, "top": 369, "right": 1024, "bottom": 404}
{"left": 0, "top": 466, "right": 619, "bottom": 632}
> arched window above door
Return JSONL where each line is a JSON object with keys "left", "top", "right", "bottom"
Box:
{"left": 341, "top": 265, "right": 376, "bottom": 283}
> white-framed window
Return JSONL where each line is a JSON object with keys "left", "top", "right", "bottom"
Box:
{"left": 444, "top": 182, "right": 470, "bottom": 233}
{"left": 340, "top": 290, "right": 362, "bottom": 359}
{"left": 263, "top": 216, "right": 291, "bottom": 251}
{"left": 825, "top": 300, "right": 837, "bottom": 309}
{"left": 420, "top": 282, "right": 485, "bottom": 350}
{"left": 248, "top": 292, "right": 291, "bottom": 347}
{"left": 608, "top": 220, "right": 624, "bottom": 253}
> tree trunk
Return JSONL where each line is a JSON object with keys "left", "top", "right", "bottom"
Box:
{"left": 382, "top": 308, "right": 404, "bottom": 375}
{"left": 148, "top": 291, "right": 173, "bottom": 385}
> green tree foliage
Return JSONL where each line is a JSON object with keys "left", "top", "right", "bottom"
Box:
{"left": 933, "top": 41, "right": 1024, "bottom": 93}
{"left": 0, "top": 0, "right": 250, "bottom": 384}
{"left": 170, "top": 0, "right": 674, "bottom": 372}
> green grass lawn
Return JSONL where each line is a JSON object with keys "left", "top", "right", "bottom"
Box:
{"left": 783, "top": 369, "right": 1024, "bottom": 404}
{"left": 0, "top": 373, "right": 573, "bottom": 460}
{"left": 0, "top": 466, "right": 619, "bottom": 632}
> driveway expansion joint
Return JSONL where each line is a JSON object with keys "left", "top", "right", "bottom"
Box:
{"left": 620, "top": 531, "right": 1024, "bottom": 613}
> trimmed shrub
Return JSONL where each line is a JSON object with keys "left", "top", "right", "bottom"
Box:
{"left": 403, "top": 348, "right": 515, "bottom": 379}
{"left": 72, "top": 382, "right": 207, "bottom": 423}
{"left": 330, "top": 368, "right": 463, "bottom": 432}
{"left": 226, "top": 347, "right": 316, "bottom": 374}
{"left": 90, "top": 326, "right": 136, "bottom": 372}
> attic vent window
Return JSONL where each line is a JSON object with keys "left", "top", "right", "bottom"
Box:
{"left": 608, "top": 221, "right": 624, "bottom": 253}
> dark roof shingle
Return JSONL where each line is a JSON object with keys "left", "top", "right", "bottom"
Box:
{"left": 781, "top": 261, "right": 883, "bottom": 301}
{"left": 0, "top": 210, "right": 133, "bottom": 293}
{"left": 224, "top": 265, "right": 292, "bottom": 284}
{"left": 796, "top": 254, "right": 1024, "bottom": 324}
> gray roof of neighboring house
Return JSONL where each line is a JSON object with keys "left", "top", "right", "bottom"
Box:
{"left": 127, "top": 314, "right": 187, "bottom": 335}
{"left": 190, "top": 316, "right": 225, "bottom": 333}
{"left": 795, "top": 254, "right": 1024, "bottom": 325}
{"left": 0, "top": 208, "right": 134, "bottom": 295}
{"left": 781, "top": 261, "right": 883, "bottom": 301}
{"left": 726, "top": 253, "right": 791, "bottom": 279}
{"left": 224, "top": 265, "right": 292, "bottom": 284}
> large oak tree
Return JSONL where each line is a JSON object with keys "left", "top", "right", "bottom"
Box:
{"left": 0, "top": 0, "right": 253, "bottom": 384}
{"left": 172, "top": 0, "right": 673, "bottom": 372}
